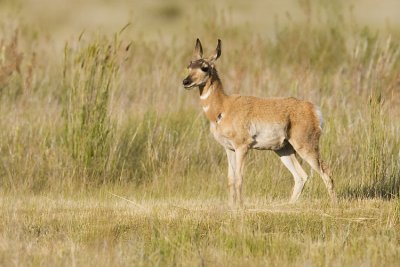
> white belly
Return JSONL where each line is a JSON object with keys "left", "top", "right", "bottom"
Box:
{"left": 249, "top": 122, "right": 287, "bottom": 150}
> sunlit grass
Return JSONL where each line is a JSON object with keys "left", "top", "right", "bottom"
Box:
{"left": 0, "top": 195, "right": 399, "bottom": 266}
{"left": 0, "top": 0, "right": 399, "bottom": 265}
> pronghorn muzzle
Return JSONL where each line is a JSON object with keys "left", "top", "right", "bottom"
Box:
{"left": 182, "top": 76, "right": 194, "bottom": 89}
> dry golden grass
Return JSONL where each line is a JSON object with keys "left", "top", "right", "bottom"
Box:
{"left": 1, "top": 194, "right": 399, "bottom": 266}
{"left": 0, "top": 0, "right": 400, "bottom": 266}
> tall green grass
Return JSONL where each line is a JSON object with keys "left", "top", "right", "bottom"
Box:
{"left": 0, "top": 1, "right": 399, "bottom": 199}
{"left": 1, "top": 1, "right": 400, "bottom": 266}
{"left": 62, "top": 36, "right": 119, "bottom": 184}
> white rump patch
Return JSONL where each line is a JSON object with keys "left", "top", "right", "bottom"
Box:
{"left": 314, "top": 106, "right": 323, "bottom": 129}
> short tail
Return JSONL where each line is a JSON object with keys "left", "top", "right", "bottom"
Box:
{"left": 314, "top": 105, "right": 324, "bottom": 130}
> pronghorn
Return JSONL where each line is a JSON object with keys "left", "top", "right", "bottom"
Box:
{"left": 182, "top": 39, "right": 337, "bottom": 205}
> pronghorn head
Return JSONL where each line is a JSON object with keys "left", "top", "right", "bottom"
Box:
{"left": 182, "top": 38, "right": 221, "bottom": 89}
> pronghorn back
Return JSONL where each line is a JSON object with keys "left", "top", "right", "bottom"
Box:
{"left": 214, "top": 95, "right": 323, "bottom": 152}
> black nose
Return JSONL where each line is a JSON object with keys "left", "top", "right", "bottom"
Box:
{"left": 183, "top": 78, "right": 191, "bottom": 86}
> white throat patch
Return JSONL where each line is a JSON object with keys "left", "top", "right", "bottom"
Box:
{"left": 200, "top": 87, "right": 213, "bottom": 100}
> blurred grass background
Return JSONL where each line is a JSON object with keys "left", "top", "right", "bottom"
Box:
{"left": 1, "top": 0, "right": 398, "bottom": 197}
{"left": 0, "top": 0, "right": 400, "bottom": 265}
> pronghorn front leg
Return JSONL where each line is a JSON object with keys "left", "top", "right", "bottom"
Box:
{"left": 234, "top": 146, "right": 248, "bottom": 206}
{"left": 225, "top": 148, "right": 236, "bottom": 207}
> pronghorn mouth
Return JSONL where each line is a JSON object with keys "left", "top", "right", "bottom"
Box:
{"left": 183, "top": 83, "right": 196, "bottom": 89}
{"left": 184, "top": 81, "right": 207, "bottom": 89}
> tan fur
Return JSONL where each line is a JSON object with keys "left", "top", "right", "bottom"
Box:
{"left": 183, "top": 39, "right": 337, "bottom": 206}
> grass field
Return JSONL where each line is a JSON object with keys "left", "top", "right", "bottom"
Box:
{"left": 1, "top": 195, "right": 399, "bottom": 266}
{"left": 1, "top": 0, "right": 400, "bottom": 266}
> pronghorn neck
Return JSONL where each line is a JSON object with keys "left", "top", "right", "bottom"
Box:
{"left": 199, "top": 71, "right": 227, "bottom": 123}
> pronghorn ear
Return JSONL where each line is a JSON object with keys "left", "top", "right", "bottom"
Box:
{"left": 209, "top": 39, "right": 221, "bottom": 63}
{"left": 194, "top": 38, "right": 203, "bottom": 60}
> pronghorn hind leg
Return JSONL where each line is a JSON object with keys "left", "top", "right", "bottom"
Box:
{"left": 291, "top": 153, "right": 308, "bottom": 183}
{"left": 225, "top": 148, "right": 236, "bottom": 207}
{"left": 276, "top": 145, "right": 308, "bottom": 203}
{"left": 294, "top": 147, "right": 337, "bottom": 201}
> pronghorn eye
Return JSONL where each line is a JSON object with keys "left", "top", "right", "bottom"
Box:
{"left": 201, "top": 66, "right": 209, "bottom": 72}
